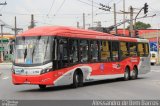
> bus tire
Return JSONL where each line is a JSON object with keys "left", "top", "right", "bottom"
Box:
{"left": 124, "top": 67, "right": 130, "bottom": 81}
{"left": 72, "top": 70, "right": 83, "bottom": 88}
{"left": 39, "top": 85, "right": 46, "bottom": 90}
{"left": 131, "top": 67, "right": 138, "bottom": 80}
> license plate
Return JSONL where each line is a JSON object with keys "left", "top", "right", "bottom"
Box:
{"left": 15, "top": 69, "right": 24, "bottom": 74}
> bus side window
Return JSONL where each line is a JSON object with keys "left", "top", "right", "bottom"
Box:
{"left": 100, "top": 41, "right": 111, "bottom": 62}
{"left": 90, "top": 40, "right": 98, "bottom": 62}
{"left": 79, "top": 40, "right": 89, "bottom": 62}
{"left": 111, "top": 41, "right": 119, "bottom": 61}
{"left": 144, "top": 43, "right": 149, "bottom": 56}
{"left": 120, "top": 42, "right": 129, "bottom": 60}
{"left": 58, "top": 38, "right": 68, "bottom": 68}
{"left": 129, "top": 43, "right": 137, "bottom": 56}
{"left": 69, "top": 39, "right": 78, "bottom": 64}
{"left": 138, "top": 43, "right": 145, "bottom": 57}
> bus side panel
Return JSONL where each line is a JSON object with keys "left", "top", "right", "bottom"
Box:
{"left": 138, "top": 56, "right": 151, "bottom": 74}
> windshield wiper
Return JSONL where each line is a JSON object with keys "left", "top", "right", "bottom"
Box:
{"left": 32, "top": 45, "right": 35, "bottom": 62}
{"left": 43, "top": 37, "right": 49, "bottom": 63}
{"left": 24, "top": 47, "right": 27, "bottom": 60}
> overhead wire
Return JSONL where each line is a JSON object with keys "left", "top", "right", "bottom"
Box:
{"left": 107, "top": 0, "right": 114, "bottom": 5}
{"left": 77, "top": 0, "right": 99, "bottom": 8}
{"left": 87, "top": 0, "right": 100, "bottom": 6}
{"left": 0, "top": 5, "right": 5, "bottom": 12}
{"left": 0, "top": 20, "right": 14, "bottom": 30}
{"left": 2, "top": 11, "right": 83, "bottom": 17}
{"left": 54, "top": 0, "right": 66, "bottom": 16}
{"left": 47, "top": 0, "right": 56, "bottom": 16}
{"left": 116, "top": 0, "right": 122, "bottom": 5}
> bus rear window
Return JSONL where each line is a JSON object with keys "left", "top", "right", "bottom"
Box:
{"left": 152, "top": 54, "right": 156, "bottom": 58}
{"left": 144, "top": 43, "right": 149, "bottom": 56}
{"left": 138, "top": 43, "right": 149, "bottom": 57}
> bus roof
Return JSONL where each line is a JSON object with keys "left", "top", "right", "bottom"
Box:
{"left": 19, "top": 26, "right": 148, "bottom": 42}
{"left": 20, "top": 26, "right": 113, "bottom": 36}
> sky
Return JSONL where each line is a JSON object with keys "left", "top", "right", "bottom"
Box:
{"left": 0, "top": 0, "right": 160, "bottom": 34}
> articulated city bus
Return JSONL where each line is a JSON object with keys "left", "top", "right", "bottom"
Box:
{"left": 12, "top": 26, "right": 150, "bottom": 89}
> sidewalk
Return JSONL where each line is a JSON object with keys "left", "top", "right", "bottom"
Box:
{"left": 0, "top": 62, "right": 12, "bottom": 76}
{"left": 0, "top": 62, "right": 12, "bottom": 65}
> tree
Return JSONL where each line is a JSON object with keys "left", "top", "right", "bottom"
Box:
{"left": 127, "top": 21, "right": 151, "bottom": 29}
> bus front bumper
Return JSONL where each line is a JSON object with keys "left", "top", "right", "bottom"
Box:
{"left": 12, "top": 73, "right": 55, "bottom": 85}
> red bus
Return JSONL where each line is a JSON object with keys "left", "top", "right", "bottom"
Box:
{"left": 12, "top": 26, "right": 150, "bottom": 89}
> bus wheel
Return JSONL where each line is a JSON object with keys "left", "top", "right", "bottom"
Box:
{"left": 131, "top": 67, "right": 138, "bottom": 80}
{"left": 72, "top": 71, "right": 83, "bottom": 88}
{"left": 124, "top": 67, "right": 130, "bottom": 81}
{"left": 39, "top": 85, "right": 46, "bottom": 90}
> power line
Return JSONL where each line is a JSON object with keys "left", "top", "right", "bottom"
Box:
{"left": 77, "top": 0, "right": 99, "bottom": 8}
{"left": 149, "top": 6, "right": 160, "bottom": 15}
{"left": 47, "top": 0, "right": 56, "bottom": 16}
{"left": 2, "top": 11, "right": 83, "bottom": 17}
{"left": 87, "top": 0, "right": 100, "bottom": 6}
{"left": 0, "top": 19, "right": 14, "bottom": 30}
{"left": 107, "top": 0, "right": 114, "bottom": 5}
{"left": 54, "top": 0, "right": 66, "bottom": 15}
{"left": 116, "top": 0, "right": 123, "bottom": 5}
{"left": 0, "top": 5, "right": 5, "bottom": 12}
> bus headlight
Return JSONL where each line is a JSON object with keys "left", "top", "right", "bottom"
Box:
{"left": 11, "top": 66, "right": 15, "bottom": 74}
{"left": 12, "top": 69, "right": 15, "bottom": 74}
{"left": 40, "top": 68, "right": 52, "bottom": 75}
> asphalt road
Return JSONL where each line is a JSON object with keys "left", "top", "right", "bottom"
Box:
{"left": 0, "top": 64, "right": 160, "bottom": 100}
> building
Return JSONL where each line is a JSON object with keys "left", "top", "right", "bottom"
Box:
{"left": 117, "top": 29, "right": 160, "bottom": 41}
{"left": 0, "top": 34, "right": 15, "bottom": 62}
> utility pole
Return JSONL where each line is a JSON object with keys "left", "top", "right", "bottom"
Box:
{"left": 28, "top": 14, "right": 35, "bottom": 29}
{"left": 114, "top": 3, "right": 117, "bottom": 35}
{"left": 92, "top": 0, "right": 93, "bottom": 27}
{"left": 0, "top": 1, "right": 7, "bottom": 62}
{"left": 83, "top": 13, "right": 85, "bottom": 29}
{"left": 0, "top": 24, "right": 4, "bottom": 62}
{"left": 12, "top": 16, "right": 23, "bottom": 36}
{"left": 77, "top": 22, "right": 80, "bottom": 28}
{"left": 14, "top": 16, "right": 17, "bottom": 36}
{"left": 123, "top": 0, "right": 125, "bottom": 35}
{"left": 157, "top": 29, "right": 159, "bottom": 64}
{"left": 129, "top": 6, "right": 134, "bottom": 37}
{"left": 31, "top": 14, "right": 34, "bottom": 28}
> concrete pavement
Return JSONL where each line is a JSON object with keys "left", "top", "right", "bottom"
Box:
{"left": 0, "top": 62, "right": 12, "bottom": 76}
{"left": 0, "top": 65, "right": 160, "bottom": 100}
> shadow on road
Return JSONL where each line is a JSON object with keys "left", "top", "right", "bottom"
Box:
{"left": 18, "top": 77, "right": 147, "bottom": 93}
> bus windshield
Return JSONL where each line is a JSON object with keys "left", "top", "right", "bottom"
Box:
{"left": 14, "top": 36, "right": 53, "bottom": 66}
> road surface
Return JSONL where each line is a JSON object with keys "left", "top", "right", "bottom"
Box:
{"left": 0, "top": 64, "right": 160, "bottom": 100}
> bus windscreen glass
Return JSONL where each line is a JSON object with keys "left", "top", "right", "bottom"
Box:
{"left": 14, "top": 36, "right": 53, "bottom": 65}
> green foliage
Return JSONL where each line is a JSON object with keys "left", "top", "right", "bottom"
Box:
{"left": 127, "top": 21, "right": 151, "bottom": 29}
